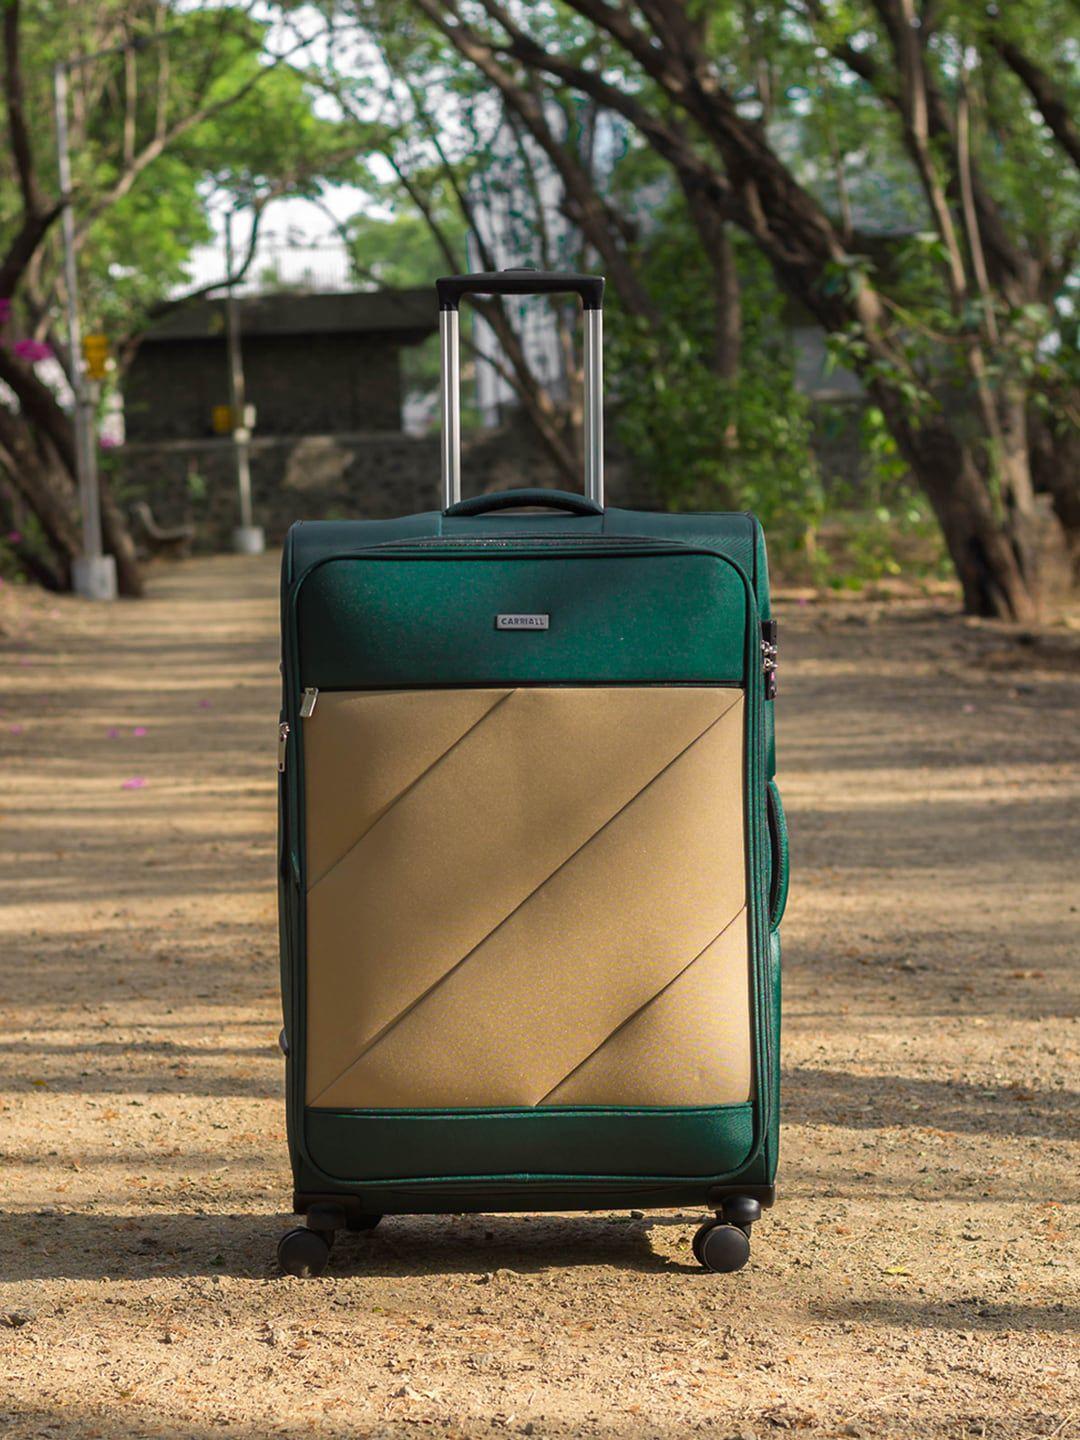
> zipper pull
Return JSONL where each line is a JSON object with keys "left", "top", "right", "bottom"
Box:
{"left": 278, "top": 721, "right": 290, "bottom": 773}
{"left": 761, "top": 620, "right": 778, "bottom": 700}
{"left": 300, "top": 687, "right": 319, "bottom": 719}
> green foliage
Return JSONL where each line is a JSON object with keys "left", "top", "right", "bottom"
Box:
{"left": 348, "top": 208, "right": 465, "bottom": 290}
{"left": 1, "top": 3, "right": 360, "bottom": 345}
{"left": 607, "top": 199, "right": 823, "bottom": 550}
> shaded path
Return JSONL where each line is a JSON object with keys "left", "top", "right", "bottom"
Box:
{"left": 0, "top": 559, "right": 1076, "bottom": 1439}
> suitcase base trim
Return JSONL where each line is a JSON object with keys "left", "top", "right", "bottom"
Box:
{"left": 302, "top": 1101, "right": 754, "bottom": 1186}
{"left": 293, "top": 1182, "right": 776, "bottom": 1219}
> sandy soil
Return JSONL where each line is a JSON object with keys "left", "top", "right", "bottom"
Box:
{"left": 0, "top": 555, "right": 1077, "bottom": 1440}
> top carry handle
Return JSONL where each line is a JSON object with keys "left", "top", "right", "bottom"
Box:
{"left": 436, "top": 268, "right": 606, "bottom": 512}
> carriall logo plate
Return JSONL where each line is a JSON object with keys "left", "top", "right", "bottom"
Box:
{"left": 495, "top": 613, "right": 550, "bottom": 631}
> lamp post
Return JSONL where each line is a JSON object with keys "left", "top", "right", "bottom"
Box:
{"left": 53, "top": 57, "right": 116, "bottom": 600}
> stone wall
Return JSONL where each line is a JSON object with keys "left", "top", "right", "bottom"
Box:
{"left": 114, "top": 420, "right": 649, "bottom": 549}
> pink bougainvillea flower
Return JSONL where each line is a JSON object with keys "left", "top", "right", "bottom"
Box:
{"left": 106, "top": 727, "right": 120, "bottom": 739}
{"left": 98, "top": 434, "right": 119, "bottom": 449}
{"left": 9, "top": 724, "right": 24, "bottom": 735}
{"left": 133, "top": 726, "right": 148, "bottom": 737}
{"left": 6, "top": 530, "right": 21, "bottom": 544}
{"left": 121, "top": 777, "right": 147, "bottom": 790}
{"left": 197, "top": 698, "right": 212, "bottom": 709}
{"left": 12, "top": 338, "right": 53, "bottom": 363}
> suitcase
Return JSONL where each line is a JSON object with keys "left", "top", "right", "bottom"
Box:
{"left": 276, "top": 270, "right": 786, "bottom": 1276}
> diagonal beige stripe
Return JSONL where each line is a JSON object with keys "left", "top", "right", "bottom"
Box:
{"left": 304, "top": 686, "right": 741, "bottom": 1101}
{"left": 539, "top": 908, "right": 752, "bottom": 1107}
{"left": 534, "top": 907, "right": 746, "bottom": 1105}
{"left": 307, "top": 702, "right": 736, "bottom": 1107}
{"left": 307, "top": 688, "right": 516, "bottom": 888}
{"left": 310, "top": 696, "right": 747, "bottom": 1110}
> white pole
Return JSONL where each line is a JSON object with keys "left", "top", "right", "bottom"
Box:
{"left": 225, "top": 209, "right": 263, "bottom": 554}
{"left": 54, "top": 61, "right": 116, "bottom": 600}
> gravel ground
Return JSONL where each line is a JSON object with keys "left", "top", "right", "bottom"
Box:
{"left": 0, "top": 554, "right": 1077, "bottom": 1440}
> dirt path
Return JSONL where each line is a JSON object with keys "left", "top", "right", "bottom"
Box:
{"left": 1, "top": 556, "right": 1077, "bottom": 1440}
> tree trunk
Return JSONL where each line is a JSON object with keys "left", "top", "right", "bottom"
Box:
{"left": 0, "top": 405, "right": 143, "bottom": 596}
{"left": 711, "top": 223, "right": 742, "bottom": 385}
{"left": 1030, "top": 410, "right": 1080, "bottom": 580}
{"left": 0, "top": 414, "right": 79, "bottom": 586}
{"left": 0, "top": 359, "right": 143, "bottom": 595}
{"left": 0, "top": 469, "right": 66, "bottom": 589}
{"left": 898, "top": 417, "right": 1038, "bottom": 620}
{"left": 100, "top": 470, "right": 144, "bottom": 597}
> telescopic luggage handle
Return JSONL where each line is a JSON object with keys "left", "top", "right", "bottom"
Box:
{"left": 436, "top": 268, "right": 606, "bottom": 512}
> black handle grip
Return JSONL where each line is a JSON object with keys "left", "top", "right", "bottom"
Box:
{"left": 436, "top": 269, "right": 604, "bottom": 313}
{"left": 444, "top": 488, "right": 604, "bottom": 518}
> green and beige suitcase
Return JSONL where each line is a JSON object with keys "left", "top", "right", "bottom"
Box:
{"left": 276, "top": 270, "right": 787, "bottom": 1275}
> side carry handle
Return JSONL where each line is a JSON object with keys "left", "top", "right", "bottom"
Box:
{"left": 436, "top": 267, "right": 606, "bottom": 513}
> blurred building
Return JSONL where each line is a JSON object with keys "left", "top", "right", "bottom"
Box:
{"left": 124, "top": 289, "right": 435, "bottom": 442}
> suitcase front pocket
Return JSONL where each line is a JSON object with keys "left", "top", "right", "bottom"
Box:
{"left": 301, "top": 686, "right": 752, "bottom": 1116}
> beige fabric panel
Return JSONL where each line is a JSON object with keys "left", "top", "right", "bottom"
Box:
{"left": 303, "top": 686, "right": 739, "bottom": 1101}
{"left": 303, "top": 687, "right": 748, "bottom": 1108}
{"left": 303, "top": 689, "right": 509, "bottom": 885}
{"left": 542, "top": 909, "right": 752, "bottom": 1107}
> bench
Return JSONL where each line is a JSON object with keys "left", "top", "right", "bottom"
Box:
{"left": 130, "top": 501, "right": 195, "bottom": 559}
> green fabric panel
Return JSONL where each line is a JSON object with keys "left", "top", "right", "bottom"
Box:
{"left": 602, "top": 509, "right": 757, "bottom": 584}
{"left": 286, "top": 509, "right": 760, "bottom": 595}
{"left": 766, "top": 931, "right": 782, "bottom": 1178}
{"left": 303, "top": 1104, "right": 755, "bottom": 1184}
{"left": 297, "top": 554, "right": 746, "bottom": 689}
{"left": 294, "top": 1175, "right": 758, "bottom": 1213}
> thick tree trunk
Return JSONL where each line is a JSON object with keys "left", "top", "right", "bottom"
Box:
{"left": 1030, "top": 411, "right": 1080, "bottom": 580}
{"left": 0, "top": 405, "right": 143, "bottom": 596}
{"left": 0, "top": 470, "right": 66, "bottom": 589}
{"left": 900, "top": 419, "right": 1039, "bottom": 621}
{"left": 0, "top": 413, "right": 79, "bottom": 585}
{"left": 98, "top": 468, "right": 144, "bottom": 597}
{"left": 0, "top": 361, "right": 143, "bottom": 595}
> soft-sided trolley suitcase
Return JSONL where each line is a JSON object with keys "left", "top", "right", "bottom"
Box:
{"left": 276, "top": 270, "right": 787, "bottom": 1275}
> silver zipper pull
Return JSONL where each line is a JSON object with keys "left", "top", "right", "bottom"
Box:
{"left": 278, "top": 721, "right": 290, "bottom": 773}
{"left": 300, "top": 687, "right": 319, "bottom": 718}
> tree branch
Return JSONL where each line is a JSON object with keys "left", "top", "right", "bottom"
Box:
{"left": 798, "top": 0, "right": 1033, "bottom": 298}
{"left": 417, "top": 0, "right": 660, "bottom": 319}
{"left": 0, "top": 347, "right": 77, "bottom": 475}
{"left": 68, "top": 20, "right": 333, "bottom": 255}
{"left": 989, "top": 33, "right": 1080, "bottom": 173}
{"left": 3, "top": 0, "right": 45, "bottom": 215}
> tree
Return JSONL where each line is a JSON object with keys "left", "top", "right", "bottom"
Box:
{"left": 329, "top": 2, "right": 817, "bottom": 522}
{"left": 391, "top": 0, "right": 1079, "bottom": 619}
{"left": 0, "top": 0, "right": 357, "bottom": 593}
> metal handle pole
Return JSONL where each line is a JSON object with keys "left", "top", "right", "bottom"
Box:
{"left": 583, "top": 308, "right": 604, "bottom": 509}
{"left": 440, "top": 309, "right": 461, "bottom": 509}
{"left": 438, "top": 281, "right": 603, "bottom": 511}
